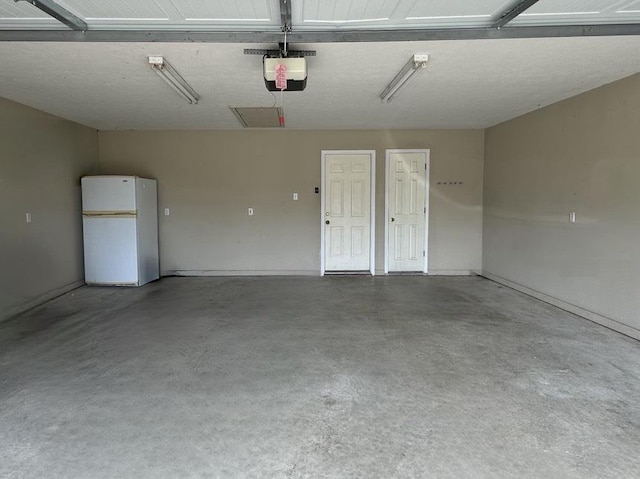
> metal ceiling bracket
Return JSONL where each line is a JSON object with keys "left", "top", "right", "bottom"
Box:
{"left": 280, "top": 0, "right": 292, "bottom": 32}
{"left": 14, "top": 0, "right": 87, "bottom": 31}
{"left": 244, "top": 48, "right": 316, "bottom": 57}
{"left": 1, "top": 24, "right": 640, "bottom": 43}
{"left": 493, "top": 0, "right": 540, "bottom": 28}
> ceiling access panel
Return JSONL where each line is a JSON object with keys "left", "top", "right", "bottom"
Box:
{"left": 230, "top": 106, "right": 283, "bottom": 128}
{"left": 510, "top": 0, "right": 640, "bottom": 25}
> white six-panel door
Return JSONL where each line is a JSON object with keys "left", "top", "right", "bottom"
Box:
{"left": 321, "top": 151, "right": 375, "bottom": 275}
{"left": 385, "top": 150, "right": 430, "bottom": 273}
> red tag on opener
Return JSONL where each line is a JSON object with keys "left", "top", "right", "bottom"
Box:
{"left": 275, "top": 64, "right": 287, "bottom": 90}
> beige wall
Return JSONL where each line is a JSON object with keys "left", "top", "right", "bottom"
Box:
{"left": 99, "top": 130, "right": 484, "bottom": 276}
{"left": 6, "top": 70, "right": 638, "bottom": 338}
{"left": 484, "top": 74, "right": 640, "bottom": 339}
{"left": 0, "top": 97, "right": 98, "bottom": 321}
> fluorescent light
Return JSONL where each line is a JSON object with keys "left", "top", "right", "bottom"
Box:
{"left": 148, "top": 56, "right": 200, "bottom": 105}
{"left": 380, "top": 54, "right": 429, "bottom": 103}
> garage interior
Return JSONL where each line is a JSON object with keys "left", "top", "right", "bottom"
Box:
{"left": 1, "top": 0, "right": 640, "bottom": 477}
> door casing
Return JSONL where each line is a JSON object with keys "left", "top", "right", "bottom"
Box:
{"left": 384, "top": 149, "right": 430, "bottom": 274}
{"left": 320, "top": 150, "right": 376, "bottom": 276}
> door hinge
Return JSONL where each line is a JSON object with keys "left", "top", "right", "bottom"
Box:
{"left": 424, "top": 207, "right": 426, "bottom": 214}
{"left": 423, "top": 250, "right": 425, "bottom": 257}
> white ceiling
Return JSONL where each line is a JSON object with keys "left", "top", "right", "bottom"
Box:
{"left": 0, "top": 0, "right": 639, "bottom": 130}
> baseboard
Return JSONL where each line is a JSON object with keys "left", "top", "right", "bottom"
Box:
{"left": 428, "top": 269, "right": 479, "bottom": 276}
{"left": 0, "top": 280, "right": 85, "bottom": 323}
{"left": 166, "top": 269, "right": 479, "bottom": 278}
{"left": 167, "top": 269, "right": 479, "bottom": 278}
{"left": 165, "top": 270, "right": 319, "bottom": 277}
{"left": 481, "top": 272, "right": 640, "bottom": 341}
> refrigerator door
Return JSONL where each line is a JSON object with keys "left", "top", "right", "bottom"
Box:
{"left": 82, "top": 176, "right": 137, "bottom": 213}
{"left": 135, "top": 178, "right": 160, "bottom": 285}
{"left": 83, "top": 217, "right": 139, "bottom": 285}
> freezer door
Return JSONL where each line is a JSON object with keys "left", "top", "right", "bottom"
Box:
{"left": 83, "top": 217, "right": 139, "bottom": 285}
{"left": 82, "top": 176, "right": 137, "bottom": 213}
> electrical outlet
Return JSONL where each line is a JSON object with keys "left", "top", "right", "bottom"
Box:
{"left": 248, "top": 208, "right": 254, "bottom": 216}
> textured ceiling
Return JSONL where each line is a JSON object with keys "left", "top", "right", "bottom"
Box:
{"left": 0, "top": 36, "right": 639, "bottom": 130}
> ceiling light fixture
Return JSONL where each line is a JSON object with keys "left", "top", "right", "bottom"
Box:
{"left": 148, "top": 56, "right": 200, "bottom": 105}
{"left": 380, "top": 54, "right": 429, "bottom": 103}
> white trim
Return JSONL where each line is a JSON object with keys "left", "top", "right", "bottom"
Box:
{"left": 482, "top": 272, "right": 640, "bottom": 341}
{"left": 166, "top": 270, "right": 318, "bottom": 277}
{"left": 384, "top": 149, "right": 430, "bottom": 274}
{"left": 370, "top": 150, "right": 376, "bottom": 276}
{"left": 424, "top": 150, "right": 430, "bottom": 274}
{"left": 384, "top": 153, "right": 389, "bottom": 274}
{"left": 320, "top": 150, "right": 376, "bottom": 276}
{"left": 321, "top": 151, "right": 326, "bottom": 276}
{"left": 428, "top": 269, "right": 478, "bottom": 276}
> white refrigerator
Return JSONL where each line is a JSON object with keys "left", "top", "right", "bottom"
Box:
{"left": 82, "top": 176, "right": 159, "bottom": 286}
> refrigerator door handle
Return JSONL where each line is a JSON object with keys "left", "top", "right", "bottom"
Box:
{"left": 83, "top": 210, "right": 138, "bottom": 217}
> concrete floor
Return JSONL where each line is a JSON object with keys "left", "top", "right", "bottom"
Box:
{"left": 0, "top": 276, "right": 639, "bottom": 478}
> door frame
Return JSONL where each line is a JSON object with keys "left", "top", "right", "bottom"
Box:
{"left": 320, "top": 150, "right": 376, "bottom": 276}
{"left": 384, "top": 149, "right": 430, "bottom": 274}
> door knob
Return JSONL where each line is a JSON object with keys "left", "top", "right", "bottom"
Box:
{"left": 391, "top": 217, "right": 395, "bottom": 222}
{"left": 326, "top": 220, "right": 330, "bottom": 225}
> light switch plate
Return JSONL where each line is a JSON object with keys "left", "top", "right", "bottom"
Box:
{"left": 248, "top": 208, "right": 254, "bottom": 216}
{"left": 164, "top": 208, "right": 170, "bottom": 216}
{"left": 293, "top": 193, "right": 298, "bottom": 201}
